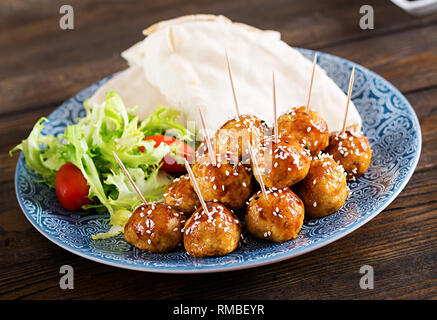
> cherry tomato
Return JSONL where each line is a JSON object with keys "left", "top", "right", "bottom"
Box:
{"left": 143, "top": 135, "right": 194, "bottom": 173}
{"left": 55, "top": 162, "right": 93, "bottom": 211}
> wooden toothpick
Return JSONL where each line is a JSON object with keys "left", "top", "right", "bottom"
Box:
{"left": 184, "top": 159, "right": 209, "bottom": 214}
{"left": 341, "top": 65, "right": 355, "bottom": 134}
{"left": 168, "top": 27, "right": 176, "bottom": 52}
{"left": 306, "top": 53, "right": 318, "bottom": 113}
{"left": 112, "top": 151, "right": 148, "bottom": 205}
{"left": 247, "top": 143, "right": 268, "bottom": 200}
{"left": 225, "top": 50, "right": 241, "bottom": 120}
{"left": 272, "top": 72, "right": 279, "bottom": 144}
{"left": 198, "top": 106, "right": 217, "bottom": 166}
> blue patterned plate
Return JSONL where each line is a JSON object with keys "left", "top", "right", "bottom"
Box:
{"left": 14, "top": 49, "right": 421, "bottom": 273}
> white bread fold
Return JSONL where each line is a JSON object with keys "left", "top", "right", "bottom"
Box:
{"left": 91, "top": 15, "right": 362, "bottom": 134}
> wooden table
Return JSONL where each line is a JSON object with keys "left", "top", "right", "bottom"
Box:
{"left": 1, "top": 0, "right": 436, "bottom": 300}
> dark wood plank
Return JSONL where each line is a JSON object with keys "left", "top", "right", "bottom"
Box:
{"left": 0, "top": 166, "right": 435, "bottom": 299}
{"left": 1, "top": 0, "right": 436, "bottom": 300}
{"left": 324, "top": 25, "right": 437, "bottom": 94}
{"left": 1, "top": 0, "right": 437, "bottom": 114}
{"left": 1, "top": 85, "right": 436, "bottom": 299}
{"left": 0, "top": 59, "right": 124, "bottom": 116}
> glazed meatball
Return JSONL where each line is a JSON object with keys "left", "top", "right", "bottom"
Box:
{"left": 192, "top": 153, "right": 253, "bottom": 210}
{"left": 325, "top": 130, "right": 372, "bottom": 181}
{"left": 254, "top": 136, "right": 311, "bottom": 188}
{"left": 164, "top": 174, "right": 200, "bottom": 215}
{"left": 246, "top": 188, "right": 305, "bottom": 242}
{"left": 124, "top": 203, "right": 185, "bottom": 253}
{"left": 295, "top": 154, "right": 349, "bottom": 218}
{"left": 183, "top": 202, "right": 241, "bottom": 257}
{"left": 214, "top": 114, "right": 266, "bottom": 161}
{"left": 278, "top": 106, "right": 329, "bottom": 157}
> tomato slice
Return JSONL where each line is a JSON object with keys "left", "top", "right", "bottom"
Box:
{"left": 55, "top": 162, "right": 93, "bottom": 211}
{"left": 143, "top": 135, "right": 194, "bottom": 173}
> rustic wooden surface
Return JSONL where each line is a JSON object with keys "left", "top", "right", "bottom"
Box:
{"left": 1, "top": 0, "right": 436, "bottom": 300}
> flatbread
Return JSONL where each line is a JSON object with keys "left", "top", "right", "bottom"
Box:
{"left": 122, "top": 14, "right": 280, "bottom": 67}
{"left": 92, "top": 15, "right": 362, "bottom": 135}
{"left": 142, "top": 14, "right": 232, "bottom": 35}
{"left": 141, "top": 19, "right": 361, "bottom": 132}
{"left": 88, "top": 65, "right": 168, "bottom": 120}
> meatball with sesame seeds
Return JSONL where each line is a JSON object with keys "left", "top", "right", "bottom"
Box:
{"left": 277, "top": 106, "right": 329, "bottom": 157}
{"left": 254, "top": 136, "right": 311, "bottom": 188}
{"left": 246, "top": 188, "right": 304, "bottom": 242}
{"left": 191, "top": 153, "right": 253, "bottom": 210}
{"left": 295, "top": 153, "right": 349, "bottom": 218}
{"left": 164, "top": 174, "right": 200, "bottom": 216}
{"left": 214, "top": 114, "right": 266, "bottom": 161}
{"left": 124, "top": 203, "right": 185, "bottom": 253}
{"left": 325, "top": 130, "right": 372, "bottom": 181}
{"left": 183, "top": 202, "right": 241, "bottom": 257}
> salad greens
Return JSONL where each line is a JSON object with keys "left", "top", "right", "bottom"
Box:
{"left": 10, "top": 91, "right": 194, "bottom": 239}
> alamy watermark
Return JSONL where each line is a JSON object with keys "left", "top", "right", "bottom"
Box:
{"left": 59, "top": 265, "right": 74, "bottom": 289}
{"left": 359, "top": 265, "right": 374, "bottom": 289}
{"left": 59, "top": 5, "right": 74, "bottom": 30}
{"left": 359, "top": 5, "right": 374, "bottom": 30}
{"left": 58, "top": 5, "right": 374, "bottom": 31}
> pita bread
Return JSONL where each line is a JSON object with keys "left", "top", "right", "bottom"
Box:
{"left": 88, "top": 65, "right": 168, "bottom": 120}
{"left": 142, "top": 14, "right": 280, "bottom": 39}
{"left": 92, "top": 15, "right": 361, "bottom": 135}
{"left": 143, "top": 14, "right": 232, "bottom": 35}
{"left": 141, "top": 19, "right": 361, "bottom": 132}
{"left": 122, "top": 14, "right": 280, "bottom": 67}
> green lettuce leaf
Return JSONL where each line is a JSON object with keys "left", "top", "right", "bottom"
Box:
{"left": 62, "top": 124, "right": 112, "bottom": 213}
{"left": 10, "top": 118, "right": 66, "bottom": 187}
{"left": 91, "top": 209, "right": 131, "bottom": 240}
{"left": 10, "top": 91, "right": 193, "bottom": 239}
{"left": 139, "top": 105, "right": 194, "bottom": 141}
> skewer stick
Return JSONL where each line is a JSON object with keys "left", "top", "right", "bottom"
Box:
{"left": 168, "top": 27, "right": 176, "bottom": 52}
{"left": 272, "top": 72, "right": 279, "bottom": 144}
{"left": 305, "top": 53, "right": 318, "bottom": 113}
{"left": 198, "top": 106, "right": 217, "bottom": 166}
{"left": 184, "top": 158, "right": 209, "bottom": 214}
{"left": 247, "top": 143, "right": 268, "bottom": 200}
{"left": 112, "top": 151, "right": 148, "bottom": 205}
{"left": 341, "top": 65, "right": 355, "bottom": 134}
{"left": 225, "top": 50, "right": 241, "bottom": 120}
